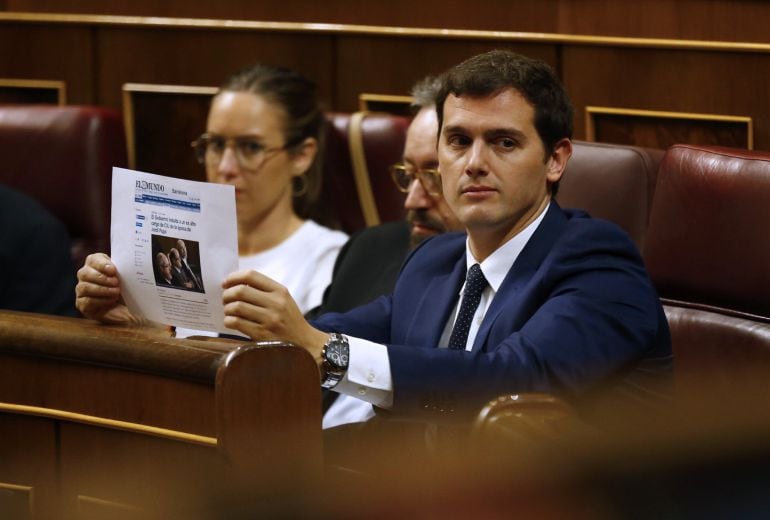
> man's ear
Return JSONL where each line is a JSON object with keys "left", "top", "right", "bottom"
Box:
{"left": 290, "top": 137, "right": 318, "bottom": 177}
{"left": 545, "top": 138, "right": 572, "bottom": 184}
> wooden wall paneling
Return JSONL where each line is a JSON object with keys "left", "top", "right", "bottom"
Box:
{"left": 0, "top": 416, "right": 58, "bottom": 518}
{"left": 9, "top": 1, "right": 770, "bottom": 44}
{"left": 556, "top": 0, "right": 770, "bottom": 43}
{"left": 0, "top": 78, "right": 66, "bottom": 104}
{"left": 2, "top": 0, "right": 561, "bottom": 33}
{"left": 358, "top": 93, "right": 413, "bottom": 115}
{"left": 0, "top": 310, "right": 322, "bottom": 515}
{"left": 0, "top": 22, "right": 93, "bottom": 104}
{"left": 585, "top": 106, "right": 753, "bottom": 150}
{"left": 123, "top": 83, "right": 216, "bottom": 180}
{"left": 562, "top": 46, "right": 770, "bottom": 151}
{"left": 0, "top": 355, "right": 218, "bottom": 435}
{"left": 335, "top": 35, "right": 560, "bottom": 113}
{"left": 95, "top": 26, "right": 335, "bottom": 110}
{"left": 58, "top": 424, "right": 224, "bottom": 516}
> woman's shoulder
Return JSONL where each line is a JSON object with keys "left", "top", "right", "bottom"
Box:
{"left": 297, "top": 220, "right": 348, "bottom": 246}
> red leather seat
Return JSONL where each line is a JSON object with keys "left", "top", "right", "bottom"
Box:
{"left": 0, "top": 105, "right": 127, "bottom": 267}
{"left": 559, "top": 140, "right": 663, "bottom": 252}
{"left": 322, "top": 112, "right": 409, "bottom": 234}
{"left": 644, "top": 144, "right": 770, "bottom": 399}
{"left": 475, "top": 144, "right": 770, "bottom": 438}
{"left": 645, "top": 145, "right": 770, "bottom": 320}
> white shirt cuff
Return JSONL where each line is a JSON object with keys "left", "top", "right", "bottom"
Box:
{"left": 332, "top": 336, "right": 393, "bottom": 409}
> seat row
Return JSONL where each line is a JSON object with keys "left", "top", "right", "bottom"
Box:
{"left": 2, "top": 104, "right": 769, "bottom": 403}
{"left": 477, "top": 143, "right": 770, "bottom": 437}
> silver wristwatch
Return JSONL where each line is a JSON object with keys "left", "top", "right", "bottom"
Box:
{"left": 321, "top": 333, "right": 350, "bottom": 389}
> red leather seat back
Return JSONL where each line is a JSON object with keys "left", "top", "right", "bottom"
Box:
{"left": 558, "top": 140, "right": 663, "bottom": 252}
{"left": 321, "top": 112, "right": 409, "bottom": 234}
{"left": 0, "top": 105, "right": 127, "bottom": 267}
{"left": 644, "top": 144, "right": 770, "bottom": 321}
{"left": 356, "top": 112, "right": 410, "bottom": 226}
{"left": 666, "top": 305, "right": 770, "bottom": 399}
{"left": 321, "top": 113, "right": 365, "bottom": 233}
{"left": 645, "top": 145, "right": 770, "bottom": 402}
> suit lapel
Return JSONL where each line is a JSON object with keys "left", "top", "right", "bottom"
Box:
{"left": 404, "top": 253, "right": 466, "bottom": 347}
{"left": 472, "top": 202, "right": 569, "bottom": 352}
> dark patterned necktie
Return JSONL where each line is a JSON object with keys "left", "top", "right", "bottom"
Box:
{"left": 448, "top": 264, "right": 488, "bottom": 350}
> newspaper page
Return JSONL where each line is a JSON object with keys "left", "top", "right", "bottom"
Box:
{"left": 110, "top": 167, "right": 239, "bottom": 334}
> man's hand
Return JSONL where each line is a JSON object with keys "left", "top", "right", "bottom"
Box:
{"left": 222, "top": 270, "right": 329, "bottom": 365}
{"left": 75, "top": 253, "right": 140, "bottom": 325}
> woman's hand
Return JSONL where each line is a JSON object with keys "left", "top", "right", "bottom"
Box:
{"left": 75, "top": 253, "right": 140, "bottom": 325}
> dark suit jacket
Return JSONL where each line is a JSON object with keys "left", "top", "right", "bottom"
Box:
{"left": 308, "top": 220, "right": 411, "bottom": 318}
{"left": 171, "top": 266, "right": 191, "bottom": 288}
{"left": 181, "top": 259, "right": 203, "bottom": 291}
{"left": 0, "top": 184, "right": 77, "bottom": 316}
{"left": 313, "top": 202, "right": 672, "bottom": 418}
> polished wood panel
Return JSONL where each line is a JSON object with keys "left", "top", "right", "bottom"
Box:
{"left": 359, "top": 93, "right": 413, "bottom": 115}
{"left": 59, "top": 424, "right": 223, "bottom": 518}
{"left": 0, "top": 416, "right": 57, "bottom": 518}
{"left": 8, "top": 1, "right": 770, "bottom": 44}
{"left": 0, "top": 23, "right": 93, "bottom": 104}
{"left": 0, "top": 0, "right": 561, "bottom": 33}
{"left": 123, "top": 83, "right": 215, "bottom": 179}
{"left": 2, "top": 13, "right": 770, "bottom": 158}
{"left": 586, "top": 107, "right": 752, "bottom": 150}
{"left": 0, "top": 78, "right": 65, "bottom": 104}
{"left": 0, "top": 356, "right": 217, "bottom": 435}
{"left": 0, "top": 310, "right": 322, "bottom": 516}
{"left": 556, "top": 0, "right": 770, "bottom": 42}
{"left": 335, "top": 36, "right": 559, "bottom": 112}
{"left": 562, "top": 46, "right": 770, "bottom": 148}
{"left": 96, "top": 27, "right": 334, "bottom": 109}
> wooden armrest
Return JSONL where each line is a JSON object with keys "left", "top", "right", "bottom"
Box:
{"left": 471, "top": 393, "right": 586, "bottom": 450}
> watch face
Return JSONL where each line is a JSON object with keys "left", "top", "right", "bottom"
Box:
{"left": 326, "top": 341, "right": 349, "bottom": 369}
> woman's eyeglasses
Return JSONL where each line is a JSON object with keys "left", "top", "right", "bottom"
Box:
{"left": 191, "top": 133, "right": 286, "bottom": 171}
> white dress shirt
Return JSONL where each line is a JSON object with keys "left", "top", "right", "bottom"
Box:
{"left": 323, "top": 207, "right": 547, "bottom": 429}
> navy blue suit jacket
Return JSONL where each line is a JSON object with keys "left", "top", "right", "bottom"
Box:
{"left": 313, "top": 202, "right": 672, "bottom": 417}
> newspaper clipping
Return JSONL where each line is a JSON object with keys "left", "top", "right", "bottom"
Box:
{"left": 111, "top": 167, "right": 239, "bottom": 334}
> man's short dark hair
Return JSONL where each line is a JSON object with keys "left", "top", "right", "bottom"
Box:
{"left": 436, "top": 49, "right": 573, "bottom": 161}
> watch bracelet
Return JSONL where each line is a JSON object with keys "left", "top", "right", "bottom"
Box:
{"left": 320, "top": 333, "right": 349, "bottom": 389}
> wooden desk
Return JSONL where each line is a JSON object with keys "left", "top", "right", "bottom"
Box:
{"left": 0, "top": 310, "right": 321, "bottom": 518}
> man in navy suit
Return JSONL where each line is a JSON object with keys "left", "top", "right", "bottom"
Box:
{"left": 221, "top": 50, "right": 672, "bottom": 424}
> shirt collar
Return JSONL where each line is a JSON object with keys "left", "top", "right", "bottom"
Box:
{"left": 464, "top": 204, "right": 549, "bottom": 292}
